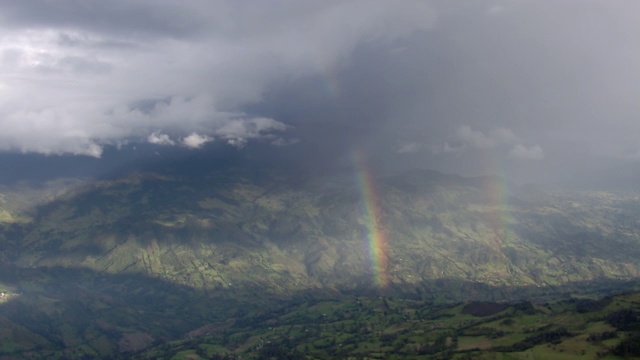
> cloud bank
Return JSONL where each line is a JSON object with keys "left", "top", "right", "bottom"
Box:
{"left": 2, "top": 1, "right": 640, "bottom": 185}
{"left": 0, "top": 0, "right": 435, "bottom": 156}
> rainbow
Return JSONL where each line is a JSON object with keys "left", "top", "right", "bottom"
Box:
{"left": 480, "top": 151, "right": 515, "bottom": 245}
{"left": 486, "top": 176, "right": 512, "bottom": 244}
{"left": 352, "top": 150, "right": 389, "bottom": 288}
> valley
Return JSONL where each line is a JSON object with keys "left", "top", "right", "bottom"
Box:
{"left": 0, "top": 167, "right": 640, "bottom": 358}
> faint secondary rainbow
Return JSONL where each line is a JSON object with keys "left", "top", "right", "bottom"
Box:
{"left": 352, "top": 150, "right": 389, "bottom": 288}
{"left": 481, "top": 151, "right": 515, "bottom": 245}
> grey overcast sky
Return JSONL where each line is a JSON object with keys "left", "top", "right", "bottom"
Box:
{"left": 1, "top": 0, "right": 640, "bottom": 185}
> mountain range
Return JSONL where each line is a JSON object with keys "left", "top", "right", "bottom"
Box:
{"left": 0, "top": 161, "right": 640, "bottom": 358}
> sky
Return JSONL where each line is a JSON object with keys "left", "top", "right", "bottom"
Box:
{"left": 1, "top": 0, "right": 640, "bottom": 186}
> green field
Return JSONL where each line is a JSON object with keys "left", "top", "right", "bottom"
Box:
{"left": 134, "top": 292, "right": 640, "bottom": 359}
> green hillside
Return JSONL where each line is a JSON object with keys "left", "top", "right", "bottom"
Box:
{"left": 6, "top": 169, "right": 640, "bottom": 291}
{"left": 0, "top": 166, "right": 640, "bottom": 358}
{"left": 135, "top": 291, "right": 640, "bottom": 359}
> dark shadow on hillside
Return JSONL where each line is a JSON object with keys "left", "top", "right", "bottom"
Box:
{"left": 0, "top": 261, "right": 639, "bottom": 358}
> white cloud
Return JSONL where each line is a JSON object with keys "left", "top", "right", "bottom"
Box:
{"left": 214, "top": 117, "right": 287, "bottom": 148}
{"left": 508, "top": 144, "right": 544, "bottom": 160}
{"left": 147, "top": 131, "right": 175, "bottom": 146}
{"left": 215, "top": 117, "right": 287, "bottom": 139}
{"left": 442, "top": 125, "right": 542, "bottom": 160}
{"left": 0, "top": 1, "right": 436, "bottom": 156}
{"left": 431, "top": 142, "right": 465, "bottom": 155}
{"left": 455, "top": 126, "right": 495, "bottom": 148}
{"left": 181, "top": 133, "right": 211, "bottom": 149}
{"left": 489, "top": 127, "right": 520, "bottom": 145}
{"left": 225, "top": 138, "right": 247, "bottom": 148}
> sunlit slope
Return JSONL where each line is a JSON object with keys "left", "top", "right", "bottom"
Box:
{"left": 7, "top": 168, "right": 640, "bottom": 294}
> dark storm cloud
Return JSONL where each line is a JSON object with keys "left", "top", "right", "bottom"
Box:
{"left": 258, "top": 0, "right": 640, "bottom": 183}
{"left": 1, "top": 0, "right": 639, "bottom": 185}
